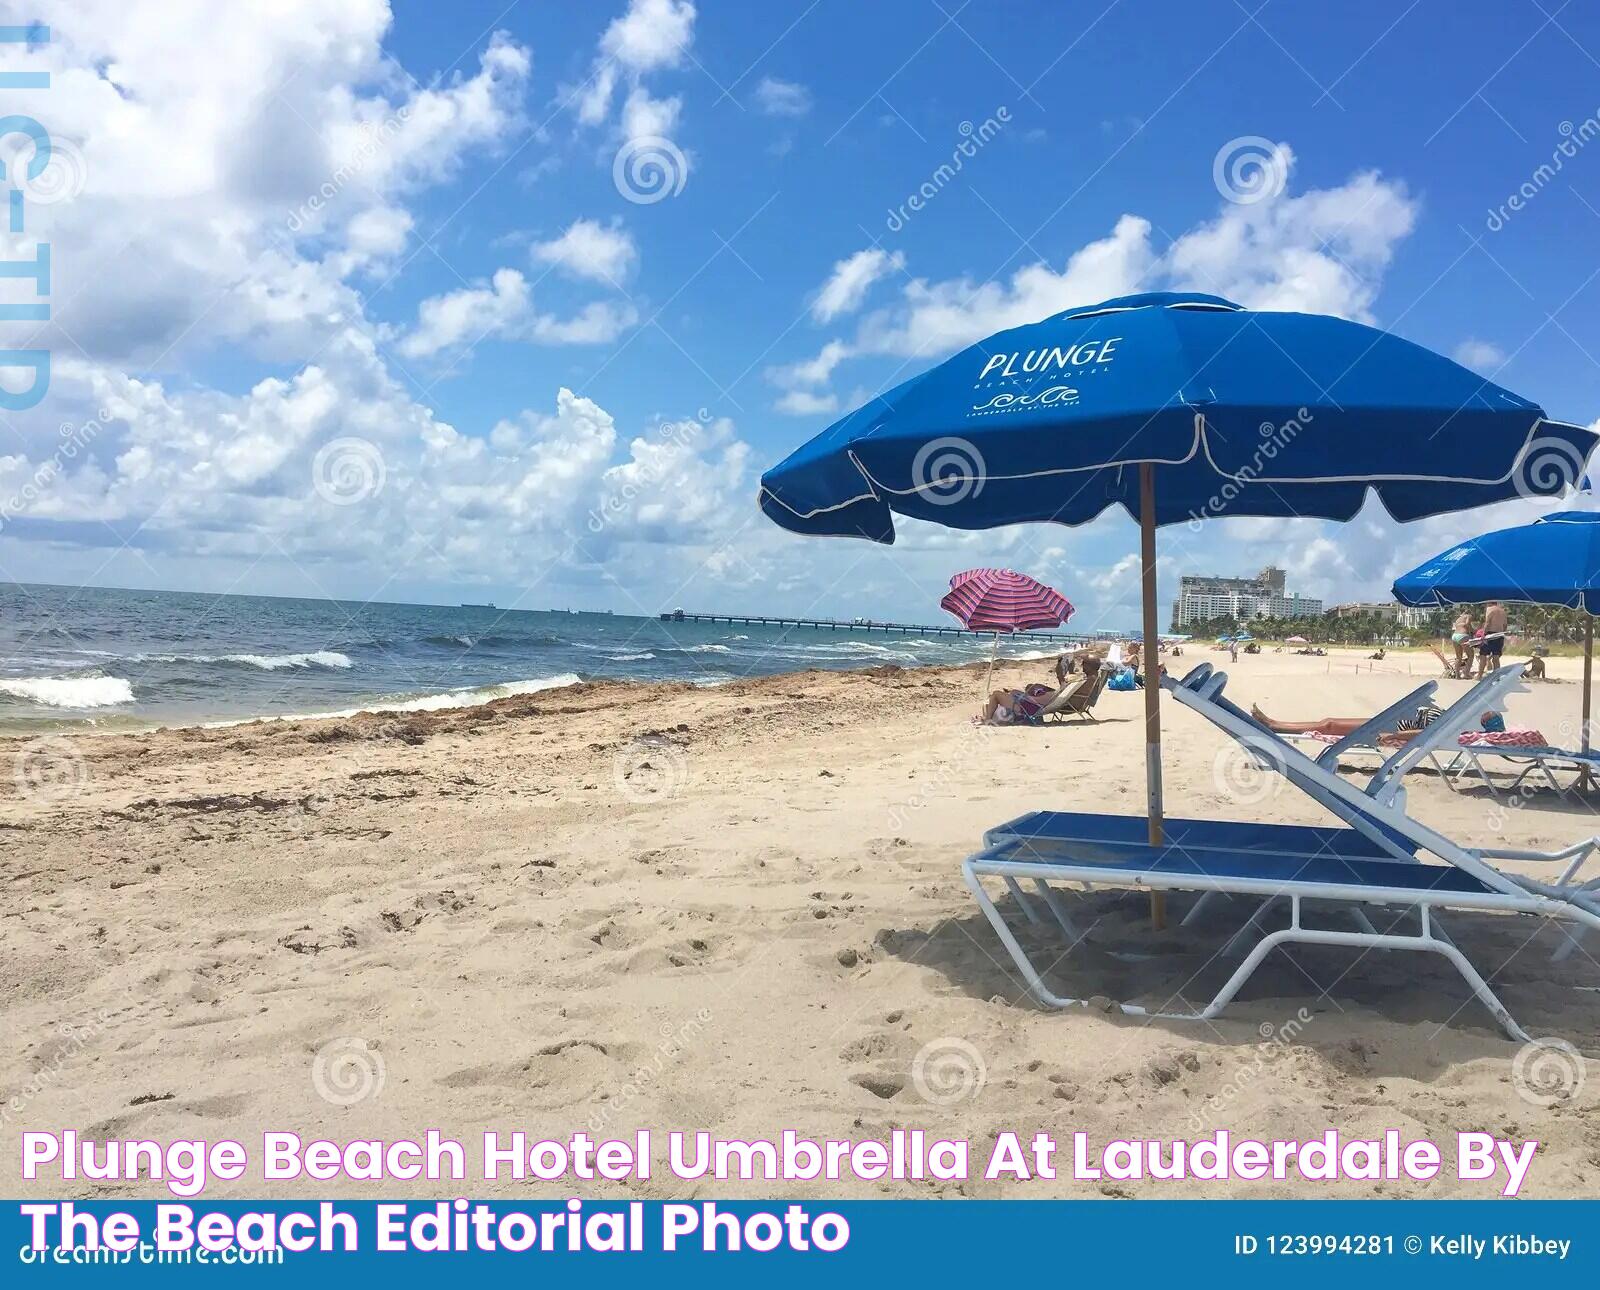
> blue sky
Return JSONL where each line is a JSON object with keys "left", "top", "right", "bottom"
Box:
{"left": 3, "top": 0, "right": 1600, "bottom": 632}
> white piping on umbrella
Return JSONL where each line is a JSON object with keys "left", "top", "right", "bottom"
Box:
{"left": 759, "top": 415, "right": 1589, "bottom": 522}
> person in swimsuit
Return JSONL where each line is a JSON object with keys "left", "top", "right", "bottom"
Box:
{"left": 985, "top": 657, "right": 1100, "bottom": 724}
{"left": 1451, "top": 610, "right": 1474, "bottom": 674}
{"left": 1250, "top": 701, "right": 1442, "bottom": 740}
{"left": 1477, "top": 601, "right": 1507, "bottom": 678}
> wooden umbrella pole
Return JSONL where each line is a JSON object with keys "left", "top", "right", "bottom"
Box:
{"left": 1583, "top": 618, "right": 1594, "bottom": 793}
{"left": 1139, "top": 462, "right": 1166, "bottom": 929}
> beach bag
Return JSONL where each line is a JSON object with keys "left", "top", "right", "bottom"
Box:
{"left": 1107, "top": 667, "right": 1138, "bottom": 692}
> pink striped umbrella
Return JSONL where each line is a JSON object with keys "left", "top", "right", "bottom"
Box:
{"left": 941, "top": 568, "right": 1075, "bottom": 632}
{"left": 941, "top": 568, "right": 1074, "bottom": 695}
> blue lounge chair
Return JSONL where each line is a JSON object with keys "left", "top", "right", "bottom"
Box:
{"left": 963, "top": 663, "right": 1600, "bottom": 1041}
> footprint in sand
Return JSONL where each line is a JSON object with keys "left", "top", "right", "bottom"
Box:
{"left": 839, "top": 1030, "right": 920, "bottom": 1102}
{"left": 437, "top": 1039, "right": 617, "bottom": 1110}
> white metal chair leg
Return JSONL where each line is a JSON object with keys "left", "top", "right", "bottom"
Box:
{"left": 1183, "top": 890, "right": 1230, "bottom": 926}
{"left": 1032, "top": 878, "right": 1082, "bottom": 940}
{"left": 1223, "top": 896, "right": 1279, "bottom": 955}
{"left": 1552, "top": 924, "right": 1586, "bottom": 963}
{"left": 1432, "top": 752, "right": 1464, "bottom": 792}
{"left": 965, "top": 868, "right": 1533, "bottom": 1042}
{"left": 1003, "top": 876, "right": 1042, "bottom": 926}
{"left": 962, "top": 863, "right": 1119, "bottom": 1012}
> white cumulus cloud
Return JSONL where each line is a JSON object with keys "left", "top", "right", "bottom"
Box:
{"left": 812, "top": 248, "right": 905, "bottom": 323}
{"left": 533, "top": 218, "right": 638, "bottom": 283}
{"left": 754, "top": 77, "right": 812, "bottom": 117}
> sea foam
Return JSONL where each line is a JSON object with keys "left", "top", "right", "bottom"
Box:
{"left": 0, "top": 675, "right": 135, "bottom": 708}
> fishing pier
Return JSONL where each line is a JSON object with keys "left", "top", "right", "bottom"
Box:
{"left": 658, "top": 609, "right": 1092, "bottom": 642}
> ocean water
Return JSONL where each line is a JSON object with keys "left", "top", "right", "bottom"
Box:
{"left": 0, "top": 583, "right": 1089, "bottom": 732}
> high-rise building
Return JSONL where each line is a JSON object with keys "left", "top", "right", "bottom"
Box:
{"left": 1170, "top": 566, "right": 1323, "bottom": 628}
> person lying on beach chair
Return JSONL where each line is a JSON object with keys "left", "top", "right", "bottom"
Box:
{"left": 1251, "top": 699, "right": 1444, "bottom": 741}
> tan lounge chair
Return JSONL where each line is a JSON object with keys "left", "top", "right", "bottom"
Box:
{"left": 1429, "top": 642, "right": 1470, "bottom": 679}
{"left": 1037, "top": 665, "right": 1110, "bottom": 722}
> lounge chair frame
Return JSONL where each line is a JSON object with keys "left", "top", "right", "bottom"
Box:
{"left": 1430, "top": 641, "right": 1472, "bottom": 680}
{"left": 1437, "top": 745, "right": 1600, "bottom": 800}
{"left": 962, "top": 663, "right": 1600, "bottom": 1041}
{"left": 1037, "top": 666, "right": 1110, "bottom": 723}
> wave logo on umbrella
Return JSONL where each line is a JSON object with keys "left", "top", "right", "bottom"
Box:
{"left": 971, "top": 385, "right": 1079, "bottom": 416}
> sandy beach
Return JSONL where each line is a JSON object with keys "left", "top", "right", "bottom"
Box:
{"left": 4, "top": 647, "right": 1599, "bottom": 1200}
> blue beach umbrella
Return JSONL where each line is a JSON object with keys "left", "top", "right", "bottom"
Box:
{"left": 1394, "top": 510, "right": 1600, "bottom": 772}
{"left": 759, "top": 291, "right": 1597, "bottom": 851}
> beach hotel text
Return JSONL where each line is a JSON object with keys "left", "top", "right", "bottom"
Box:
{"left": 22, "top": 1127, "right": 1540, "bottom": 1209}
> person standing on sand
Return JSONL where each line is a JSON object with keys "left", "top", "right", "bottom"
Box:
{"left": 1452, "top": 609, "right": 1475, "bottom": 674}
{"left": 1478, "top": 601, "right": 1508, "bottom": 678}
